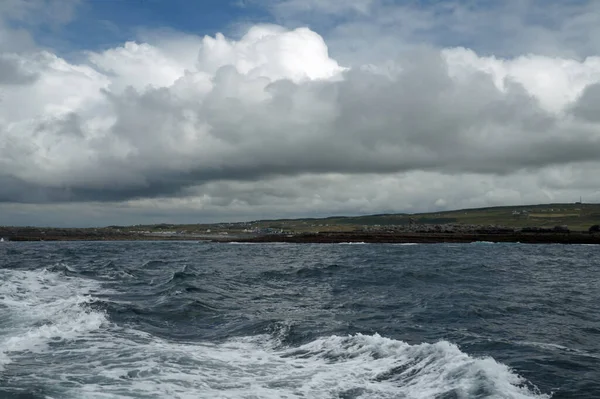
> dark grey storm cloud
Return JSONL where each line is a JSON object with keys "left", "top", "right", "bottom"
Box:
{"left": 0, "top": 55, "right": 38, "bottom": 85}
{"left": 570, "top": 83, "right": 600, "bottom": 123}
{"left": 2, "top": 45, "right": 600, "bottom": 204}
{"left": 0, "top": 20, "right": 599, "bottom": 220}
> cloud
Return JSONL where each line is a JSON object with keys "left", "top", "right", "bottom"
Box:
{"left": 270, "top": 0, "right": 375, "bottom": 17}
{"left": 0, "top": 0, "right": 81, "bottom": 57}
{"left": 0, "top": 54, "right": 38, "bottom": 84}
{"left": 2, "top": 23, "right": 600, "bottom": 207}
{"left": 267, "top": 0, "right": 600, "bottom": 64}
{"left": 3, "top": 167, "right": 599, "bottom": 227}
{"left": 3, "top": 5, "right": 600, "bottom": 225}
{"left": 570, "top": 83, "right": 600, "bottom": 122}
{"left": 0, "top": 0, "right": 81, "bottom": 27}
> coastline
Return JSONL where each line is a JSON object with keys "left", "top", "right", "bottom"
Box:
{"left": 212, "top": 231, "right": 600, "bottom": 245}
{"left": 2, "top": 226, "right": 599, "bottom": 244}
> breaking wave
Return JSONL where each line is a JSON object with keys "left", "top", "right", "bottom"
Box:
{"left": 0, "top": 266, "right": 549, "bottom": 399}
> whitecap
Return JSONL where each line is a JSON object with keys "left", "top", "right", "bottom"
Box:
{"left": 47, "top": 332, "right": 549, "bottom": 399}
{"left": 0, "top": 268, "right": 108, "bottom": 371}
{"left": 0, "top": 268, "right": 550, "bottom": 399}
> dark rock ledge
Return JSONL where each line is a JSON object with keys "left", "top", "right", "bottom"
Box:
{"left": 212, "top": 231, "right": 600, "bottom": 245}
{"left": 2, "top": 224, "right": 599, "bottom": 244}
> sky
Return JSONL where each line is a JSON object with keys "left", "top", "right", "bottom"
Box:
{"left": 1, "top": 0, "right": 600, "bottom": 227}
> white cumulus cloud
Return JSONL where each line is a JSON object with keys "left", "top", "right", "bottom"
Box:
{"left": 2, "top": 11, "right": 600, "bottom": 225}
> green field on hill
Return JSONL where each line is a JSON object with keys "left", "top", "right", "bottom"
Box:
{"left": 410, "top": 203, "right": 600, "bottom": 231}
{"left": 117, "top": 202, "right": 600, "bottom": 234}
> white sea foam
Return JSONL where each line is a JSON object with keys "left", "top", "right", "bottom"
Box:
{"left": 0, "top": 267, "right": 549, "bottom": 399}
{"left": 48, "top": 332, "right": 548, "bottom": 399}
{"left": 337, "top": 242, "right": 368, "bottom": 245}
{"left": 228, "top": 242, "right": 291, "bottom": 245}
{"left": 0, "top": 267, "right": 108, "bottom": 371}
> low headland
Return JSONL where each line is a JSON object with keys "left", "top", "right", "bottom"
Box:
{"left": 2, "top": 202, "right": 600, "bottom": 244}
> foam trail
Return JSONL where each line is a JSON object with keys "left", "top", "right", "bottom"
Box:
{"left": 0, "top": 268, "right": 550, "bottom": 399}
{"left": 0, "top": 268, "right": 108, "bottom": 371}
{"left": 45, "top": 332, "right": 549, "bottom": 399}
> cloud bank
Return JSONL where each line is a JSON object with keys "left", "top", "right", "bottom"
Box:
{"left": 1, "top": 1, "right": 600, "bottom": 225}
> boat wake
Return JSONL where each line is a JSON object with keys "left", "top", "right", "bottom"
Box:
{"left": 0, "top": 267, "right": 550, "bottom": 399}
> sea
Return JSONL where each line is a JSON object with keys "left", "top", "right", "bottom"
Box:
{"left": 0, "top": 241, "right": 599, "bottom": 399}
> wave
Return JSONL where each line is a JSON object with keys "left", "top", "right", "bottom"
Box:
{"left": 42, "top": 331, "right": 549, "bottom": 399}
{"left": 228, "top": 242, "right": 291, "bottom": 245}
{"left": 259, "top": 263, "right": 344, "bottom": 281}
{"left": 515, "top": 340, "right": 600, "bottom": 360}
{"left": 0, "top": 268, "right": 108, "bottom": 372}
{"left": 0, "top": 268, "right": 550, "bottom": 399}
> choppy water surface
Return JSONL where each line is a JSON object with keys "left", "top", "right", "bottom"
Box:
{"left": 0, "top": 241, "right": 599, "bottom": 398}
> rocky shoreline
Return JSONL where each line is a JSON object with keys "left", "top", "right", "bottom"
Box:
{"left": 1, "top": 225, "right": 599, "bottom": 244}
{"left": 0, "top": 227, "right": 183, "bottom": 242}
{"left": 213, "top": 231, "right": 600, "bottom": 244}
{"left": 212, "top": 223, "right": 600, "bottom": 244}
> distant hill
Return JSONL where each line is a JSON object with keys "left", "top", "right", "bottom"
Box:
{"left": 116, "top": 202, "right": 600, "bottom": 234}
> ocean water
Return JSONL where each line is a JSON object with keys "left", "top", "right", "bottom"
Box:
{"left": 0, "top": 242, "right": 599, "bottom": 399}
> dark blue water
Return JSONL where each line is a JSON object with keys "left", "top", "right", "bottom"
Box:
{"left": 1, "top": 241, "right": 599, "bottom": 398}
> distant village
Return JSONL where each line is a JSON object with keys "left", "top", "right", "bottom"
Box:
{"left": 510, "top": 206, "right": 582, "bottom": 217}
{"left": 123, "top": 203, "right": 591, "bottom": 238}
{"left": 2, "top": 202, "right": 598, "bottom": 242}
